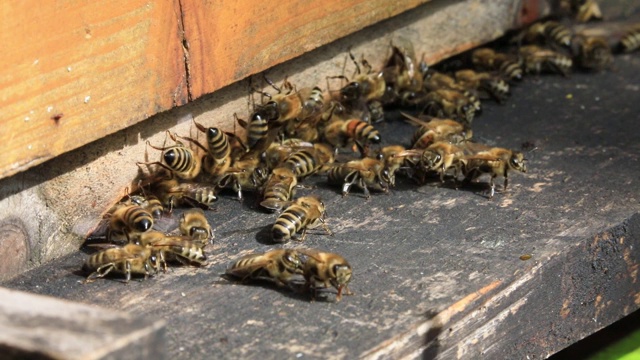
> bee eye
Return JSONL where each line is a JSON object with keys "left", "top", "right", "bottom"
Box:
{"left": 435, "top": 154, "right": 441, "bottom": 162}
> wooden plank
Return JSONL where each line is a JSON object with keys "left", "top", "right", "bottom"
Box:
{"left": 0, "top": 0, "right": 434, "bottom": 180}
{"left": 4, "top": 54, "right": 640, "bottom": 358}
{"left": 0, "top": 1, "right": 186, "bottom": 178}
{"left": 181, "top": 0, "right": 430, "bottom": 98}
{"left": 0, "top": 287, "right": 165, "bottom": 359}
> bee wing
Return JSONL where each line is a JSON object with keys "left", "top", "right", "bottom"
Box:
{"left": 401, "top": 112, "right": 435, "bottom": 127}
{"left": 394, "top": 149, "right": 423, "bottom": 158}
{"left": 259, "top": 199, "right": 293, "bottom": 212}
{"left": 153, "top": 213, "right": 179, "bottom": 233}
{"left": 225, "top": 258, "right": 275, "bottom": 278}
{"left": 296, "top": 248, "right": 324, "bottom": 262}
{"left": 464, "top": 154, "right": 501, "bottom": 162}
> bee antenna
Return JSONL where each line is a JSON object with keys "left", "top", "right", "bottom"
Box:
{"left": 263, "top": 74, "right": 281, "bottom": 93}
{"left": 347, "top": 48, "right": 361, "bottom": 75}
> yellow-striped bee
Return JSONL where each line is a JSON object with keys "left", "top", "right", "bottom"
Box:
{"left": 83, "top": 244, "right": 157, "bottom": 283}
{"left": 141, "top": 132, "right": 202, "bottom": 180}
{"left": 517, "top": 20, "right": 573, "bottom": 49}
{"left": 225, "top": 249, "right": 304, "bottom": 287}
{"left": 454, "top": 69, "right": 510, "bottom": 103}
{"left": 397, "top": 141, "right": 466, "bottom": 183}
{"left": 272, "top": 196, "right": 332, "bottom": 243}
{"left": 106, "top": 204, "right": 154, "bottom": 243}
{"left": 403, "top": 113, "right": 471, "bottom": 149}
{"left": 327, "top": 157, "right": 393, "bottom": 198}
{"left": 422, "top": 70, "right": 482, "bottom": 113}
{"left": 322, "top": 118, "right": 381, "bottom": 155}
{"left": 472, "top": 48, "right": 523, "bottom": 82}
{"left": 150, "top": 177, "right": 218, "bottom": 210}
{"left": 281, "top": 143, "right": 335, "bottom": 180}
{"left": 572, "top": 35, "right": 613, "bottom": 71}
{"left": 216, "top": 151, "right": 270, "bottom": 201}
{"left": 619, "top": 23, "right": 640, "bottom": 53}
{"left": 461, "top": 143, "right": 528, "bottom": 199}
{"left": 179, "top": 208, "right": 214, "bottom": 244}
{"left": 299, "top": 249, "right": 353, "bottom": 302}
{"left": 260, "top": 167, "right": 298, "bottom": 212}
{"left": 519, "top": 45, "right": 573, "bottom": 77}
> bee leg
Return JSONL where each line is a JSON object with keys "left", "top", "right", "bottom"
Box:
{"left": 489, "top": 175, "right": 496, "bottom": 199}
{"left": 122, "top": 261, "right": 132, "bottom": 284}
{"left": 504, "top": 174, "right": 509, "bottom": 192}
{"left": 319, "top": 218, "right": 334, "bottom": 236}
{"left": 440, "top": 165, "right": 446, "bottom": 183}
{"left": 84, "top": 263, "right": 115, "bottom": 284}
{"left": 341, "top": 177, "right": 357, "bottom": 197}
{"left": 297, "top": 228, "right": 308, "bottom": 242}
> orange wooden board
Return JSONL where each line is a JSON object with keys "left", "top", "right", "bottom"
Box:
{"left": 0, "top": 0, "right": 430, "bottom": 180}
{"left": 0, "top": 1, "right": 186, "bottom": 178}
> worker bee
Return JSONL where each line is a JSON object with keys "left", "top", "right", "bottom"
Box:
{"left": 299, "top": 249, "right": 353, "bottom": 302}
{"left": 300, "top": 86, "right": 327, "bottom": 119}
{"left": 261, "top": 140, "right": 314, "bottom": 170}
{"left": 383, "top": 37, "right": 423, "bottom": 93}
{"left": 83, "top": 244, "right": 157, "bottom": 283}
{"left": 415, "top": 89, "right": 477, "bottom": 126}
{"left": 106, "top": 204, "right": 154, "bottom": 243}
{"left": 256, "top": 76, "right": 304, "bottom": 126}
{"left": 225, "top": 249, "right": 304, "bottom": 287}
{"left": 454, "top": 69, "right": 510, "bottom": 103}
{"left": 422, "top": 70, "right": 482, "bottom": 113}
{"left": 568, "top": 0, "right": 602, "bottom": 22}
{"left": 189, "top": 120, "right": 237, "bottom": 177}
{"left": 471, "top": 48, "right": 523, "bottom": 82}
{"left": 260, "top": 167, "right": 298, "bottom": 212}
{"left": 404, "top": 113, "right": 472, "bottom": 149}
{"left": 377, "top": 145, "right": 408, "bottom": 177}
{"left": 282, "top": 143, "right": 335, "bottom": 179}
{"left": 272, "top": 196, "right": 333, "bottom": 243}
{"left": 179, "top": 208, "right": 213, "bottom": 244}
{"left": 516, "top": 20, "right": 573, "bottom": 49}
{"left": 461, "top": 143, "right": 528, "bottom": 199}
{"left": 136, "top": 230, "right": 206, "bottom": 270}
{"left": 121, "top": 192, "right": 165, "bottom": 219}
{"left": 519, "top": 45, "right": 573, "bottom": 77}
{"left": 572, "top": 35, "right": 613, "bottom": 71}
{"left": 398, "top": 142, "right": 466, "bottom": 183}
{"left": 140, "top": 132, "right": 202, "bottom": 180}
{"left": 619, "top": 23, "right": 640, "bottom": 53}
{"left": 327, "top": 157, "right": 393, "bottom": 198}
{"left": 322, "top": 118, "right": 381, "bottom": 155}
{"left": 150, "top": 177, "right": 218, "bottom": 210}
{"left": 216, "top": 152, "right": 270, "bottom": 201}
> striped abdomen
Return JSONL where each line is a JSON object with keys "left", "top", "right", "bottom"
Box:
{"left": 272, "top": 205, "right": 308, "bottom": 242}
{"left": 345, "top": 119, "right": 381, "bottom": 145}
{"left": 163, "top": 146, "right": 200, "bottom": 179}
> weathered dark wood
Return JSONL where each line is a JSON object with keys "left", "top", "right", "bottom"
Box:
{"left": 0, "top": 287, "right": 165, "bottom": 359}
{"left": 4, "top": 53, "right": 640, "bottom": 358}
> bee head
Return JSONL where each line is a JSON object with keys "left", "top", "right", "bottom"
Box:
{"left": 510, "top": 152, "right": 527, "bottom": 173}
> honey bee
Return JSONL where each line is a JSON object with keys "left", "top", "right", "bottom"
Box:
{"left": 272, "top": 196, "right": 333, "bottom": 243}
{"left": 570, "top": 0, "right": 603, "bottom": 22}
{"left": 422, "top": 70, "right": 482, "bottom": 113}
{"left": 421, "top": 88, "right": 478, "bottom": 125}
{"left": 83, "top": 244, "right": 157, "bottom": 283}
{"left": 471, "top": 48, "right": 523, "bottom": 82}
{"left": 237, "top": 110, "right": 271, "bottom": 150}
{"left": 261, "top": 140, "right": 314, "bottom": 170}
{"left": 398, "top": 142, "right": 466, "bottom": 183}
{"left": 140, "top": 132, "right": 202, "bottom": 180}
{"left": 190, "top": 120, "right": 236, "bottom": 177}
{"left": 282, "top": 143, "right": 335, "bottom": 179}
{"left": 179, "top": 208, "right": 214, "bottom": 244}
{"left": 454, "top": 69, "right": 510, "bottom": 103}
{"left": 122, "top": 193, "right": 165, "bottom": 219}
{"left": 257, "top": 76, "right": 304, "bottom": 126}
{"left": 461, "top": 143, "right": 528, "bottom": 198}
{"left": 572, "top": 35, "right": 613, "bottom": 71}
{"left": 225, "top": 249, "right": 304, "bottom": 287}
{"left": 517, "top": 20, "right": 573, "bottom": 49}
{"left": 299, "top": 249, "right": 353, "bottom": 302}
{"left": 403, "top": 113, "right": 472, "bottom": 149}
{"left": 106, "top": 204, "right": 154, "bottom": 243}
{"left": 260, "top": 167, "right": 298, "bottom": 212}
{"left": 619, "top": 23, "right": 640, "bottom": 53}
{"left": 216, "top": 152, "right": 270, "bottom": 201}
{"left": 322, "top": 118, "right": 382, "bottom": 155}
{"left": 327, "top": 157, "right": 393, "bottom": 198}
{"left": 300, "top": 86, "right": 327, "bottom": 119}
{"left": 377, "top": 145, "right": 408, "bottom": 177}
{"left": 136, "top": 230, "right": 207, "bottom": 270}
{"left": 383, "top": 37, "right": 423, "bottom": 93}
{"left": 519, "top": 45, "right": 573, "bottom": 77}
{"left": 150, "top": 177, "right": 218, "bottom": 210}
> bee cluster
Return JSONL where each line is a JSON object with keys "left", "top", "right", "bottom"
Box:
{"left": 82, "top": 4, "right": 638, "bottom": 302}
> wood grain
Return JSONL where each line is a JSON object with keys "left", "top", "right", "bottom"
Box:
{"left": 0, "top": 1, "right": 186, "bottom": 178}
{"left": 0, "top": 0, "right": 431, "bottom": 180}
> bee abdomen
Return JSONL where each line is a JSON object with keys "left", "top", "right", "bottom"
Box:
{"left": 247, "top": 113, "right": 268, "bottom": 147}
{"left": 272, "top": 207, "right": 305, "bottom": 242}
{"left": 164, "top": 148, "right": 194, "bottom": 173}
{"left": 346, "top": 120, "right": 381, "bottom": 144}
{"left": 284, "top": 150, "right": 316, "bottom": 178}
{"left": 207, "top": 128, "right": 231, "bottom": 161}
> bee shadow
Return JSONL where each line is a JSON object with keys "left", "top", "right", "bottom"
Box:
{"left": 216, "top": 274, "right": 313, "bottom": 302}
{"left": 255, "top": 224, "right": 275, "bottom": 245}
